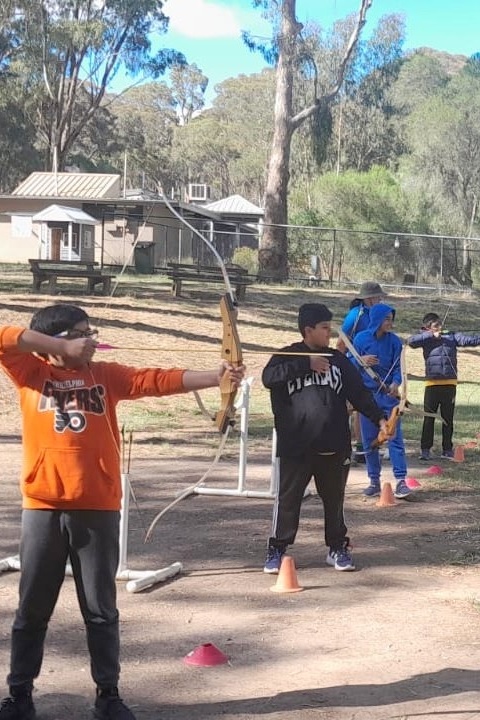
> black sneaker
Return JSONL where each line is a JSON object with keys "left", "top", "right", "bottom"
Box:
{"left": 0, "top": 694, "right": 36, "bottom": 720}
{"left": 94, "top": 689, "right": 136, "bottom": 720}
{"left": 419, "top": 449, "right": 432, "bottom": 461}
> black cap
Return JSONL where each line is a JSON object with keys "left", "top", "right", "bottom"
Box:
{"left": 298, "top": 303, "right": 332, "bottom": 334}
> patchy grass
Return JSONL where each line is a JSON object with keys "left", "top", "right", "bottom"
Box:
{"left": 0, "top": 271, "right": 479, "bottom": 478}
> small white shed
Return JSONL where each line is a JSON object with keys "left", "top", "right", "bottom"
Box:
{"left": 32, "top": 204, "right": 99, "bottom": 261}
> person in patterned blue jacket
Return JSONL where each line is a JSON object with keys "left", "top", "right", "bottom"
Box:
{"left": 352, "top": 302, "right": 411, "bottom": 499}
{"left": 407, "top": 312, "right": 480, "bottom": 460}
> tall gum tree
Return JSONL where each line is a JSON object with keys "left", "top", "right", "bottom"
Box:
{"left": 248, "top": 0, "right": 372, "bottom": 280}
{"left": 12, "top": 0, "right": 184, "bottom": 171}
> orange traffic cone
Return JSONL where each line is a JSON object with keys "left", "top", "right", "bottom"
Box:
{"left": 453, "top": 445, "right": 465, "bottom": 463}
{"left": 375, "top": 481, "right": 396, "bottom": 507}
{"left": 270, "top": 555, "right": 303, "bottom": 593}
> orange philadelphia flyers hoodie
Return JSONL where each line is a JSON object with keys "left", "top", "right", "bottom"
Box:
{"left": 0, "top": 326, "right": 186, "bottom": 511}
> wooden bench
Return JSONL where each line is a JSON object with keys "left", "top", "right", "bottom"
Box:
{"left": 165, "top": 262, "right": 254, "bottom": 300}
{"left": 28, "top": 259, "right": 116, "bottom": 296}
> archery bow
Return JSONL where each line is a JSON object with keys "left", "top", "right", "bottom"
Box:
{"left": 337, "top": 327, "right": 388, "bottom": 391}
{"left": 160, "top": 189, "right": 243, "bottom": 432}
{"left": 372, "top": 344, "right": 408, "bottom": 448}
{"left": 143, "top": 191, "right": 244, "bottom": 543}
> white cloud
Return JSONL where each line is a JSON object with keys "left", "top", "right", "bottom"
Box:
{"left": 164, "top": 0, "right": 242, "bottom": 39}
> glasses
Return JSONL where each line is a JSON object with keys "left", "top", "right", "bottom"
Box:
{"left": 56, "top": 328, "right": 99, "bottom": 340}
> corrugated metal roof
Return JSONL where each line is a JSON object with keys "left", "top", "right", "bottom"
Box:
{"left": 13, "top": 172, "right": 121, "bottom": 199}
{"left": 204, "top": 194, "right": 263, "bottom": 215}
{"left": 32, "top": 204, "right": 99, "bottom": 225}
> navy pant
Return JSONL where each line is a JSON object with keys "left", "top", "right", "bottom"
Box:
{"left": 8, "top": 509, "right": 120, "bottom": 692}
{"left": 421, "top": 384, "right": 456, "bottom": 452}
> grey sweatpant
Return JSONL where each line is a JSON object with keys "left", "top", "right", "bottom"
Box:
{"left": 8, "top": 509, "right": 120, "bottom": 692}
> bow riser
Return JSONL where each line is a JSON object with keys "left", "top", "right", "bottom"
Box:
{"left": 216, "top": 294, "right": 243, "bottom": 434}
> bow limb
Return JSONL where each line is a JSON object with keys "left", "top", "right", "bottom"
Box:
{"left": 160, "top": 189, "right": 236, "bottom": 305}
{"left": 160, "top": 190, "right": 244, "bottom": 432}
{"left": 143, "top": 299, "right": 242, "bottom": 542}
{"left": 337, "top": 327, "right": 386, "bottom": 389}
{"left": 372, "top": 346, "right": 406, "bottom": 449}
{"left": 144, "top": 425, "right": 232, "bottom": 543}
{"left": 398, "top": 343, "right": 408, "bottom": 414}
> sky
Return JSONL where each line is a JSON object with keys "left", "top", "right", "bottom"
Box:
{"left": 160, "top": 0, "right": 480, "bottom": 104}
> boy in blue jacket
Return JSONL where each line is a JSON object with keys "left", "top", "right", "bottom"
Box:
{"left": 352, "top": 303, "right": 411, "bottom": 499}
{"left": 407, "top": 312, "right": 480, "bottom": 460}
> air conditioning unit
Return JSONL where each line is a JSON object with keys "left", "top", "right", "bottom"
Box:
{"left": 187, "top": 183, "right": 211, "bottom": 202}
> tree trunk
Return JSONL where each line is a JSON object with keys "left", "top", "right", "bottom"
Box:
{"left": 258, "top": 0, "right": 299, "bottom": 281}
{"left": 257, "top": 0, "right": 372, "bottom": 282}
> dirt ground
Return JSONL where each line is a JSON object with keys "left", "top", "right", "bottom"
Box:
{"left": 0, "top": 288, "right": 479, "bottom": 720}
{"left": 1, "top": 439, "right": 480, "bottom": 720}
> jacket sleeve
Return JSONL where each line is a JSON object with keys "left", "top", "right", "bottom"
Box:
{"left": 262, "top": 347, "right": 311, "bottom": 388}
{"left": 0, "top": 326, "right": 42, "bottom": 387}
{"left": 350, "top": 332, "right": 371, "bottom": 374}
{"left": 454, "top": 332, "right": 480, "bottom": 347}
{"left": 407, "top": 331, "right": 430, "bottom": 348}
{"left": 96, "top": 361, "right": 186, "bottom": 401}
{"left": 338, "top": 355, "right": 384, "bottom": 425}
{"left": 341, "top": 308, "right": 358, "bottom": 337}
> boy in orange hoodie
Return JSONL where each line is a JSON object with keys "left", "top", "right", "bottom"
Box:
{"left": 0, "top": 303, "right": 244, "bottom": 720}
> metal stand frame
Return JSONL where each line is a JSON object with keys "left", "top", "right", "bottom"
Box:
{"left": 0, "top": 473, "right": 182, "bottom": 594}
{"left": 193, "top": 377, "right": 277, "bottom": 499}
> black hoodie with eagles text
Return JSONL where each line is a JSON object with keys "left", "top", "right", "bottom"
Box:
{"left": 262, "top": 342, "right": 384, "bottom": 458}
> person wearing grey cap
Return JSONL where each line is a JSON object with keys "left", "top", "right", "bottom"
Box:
{"left": 337, "top": 281, "right": 386, "bottom": 462}
{"left": 262, "top": 302, "right": 388, "bottom": 575}
{"left": 337, "top": 281, "right": 386, "bottom": 352}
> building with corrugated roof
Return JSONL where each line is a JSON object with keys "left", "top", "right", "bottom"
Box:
{"left": 0, "top": 172, "right": 263, "bottom": 270}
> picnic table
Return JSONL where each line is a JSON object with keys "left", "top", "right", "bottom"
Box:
{"left": 165, "top": 262, "right": 254, "bottom": 300}
{"left": 28, "top": 259, "right": 116, "bottom": 295}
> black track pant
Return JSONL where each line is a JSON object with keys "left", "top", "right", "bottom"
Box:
{"left": 268, "top": 452, "right": 350, "bottom": 552}
{"left": 421, "top": 384, "right": 456, "bottom": 452}
{"left": 8, "top": 509, "right": 120, "bottom": 693}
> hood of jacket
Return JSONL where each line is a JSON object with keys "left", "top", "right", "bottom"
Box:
{"left": 367, "top": 303, "right": 396, "bottom": 334}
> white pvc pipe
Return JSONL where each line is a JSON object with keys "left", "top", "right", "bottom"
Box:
{"left": 193, "top": 377, "right": 276, "bottom": 499}
{"left": 192, "top": 488, "right": 275, "bottom": 498}
{"left": 122, "top": 562, "right": 183, "bottom": 593}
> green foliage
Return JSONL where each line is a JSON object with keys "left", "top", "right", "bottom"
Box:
{"left": 172, "top": 70, "right": 274, "bottom": 201}
{"left": 232, "top": 247, "right": 258, "bottom": 275}
{"left": 2, "top": 0, "right": 185, "bottom": 169}
{"left": 289, "top": 167, "right": 437, "bottom": 280}
{"left": 307, "top": 167, "right": 407, "bottom": 231}
{"left": 0, "top": 79, "right": 41, "bottom": 190}
{"left": 169, "top": 62, "right": 208, "bottom": 126}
